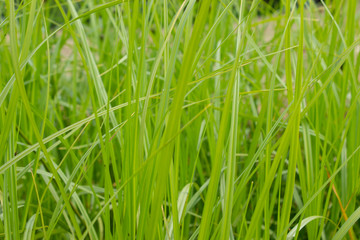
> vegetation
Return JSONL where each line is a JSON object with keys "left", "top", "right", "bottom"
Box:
{"left": 0, "top": 0, "right": 360, "bottom": 239}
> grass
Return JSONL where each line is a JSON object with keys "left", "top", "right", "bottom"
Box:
{"left": 0, "top": 0, "right": 360, "bottom": 239}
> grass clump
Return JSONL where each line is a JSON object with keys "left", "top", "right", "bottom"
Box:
{"left": 0, "top": 0, "right": 360, "bottom": 239}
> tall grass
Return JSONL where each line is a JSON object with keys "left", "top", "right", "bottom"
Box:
{"left": 1, "top": 0, "right": 360, "bottom": 239}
